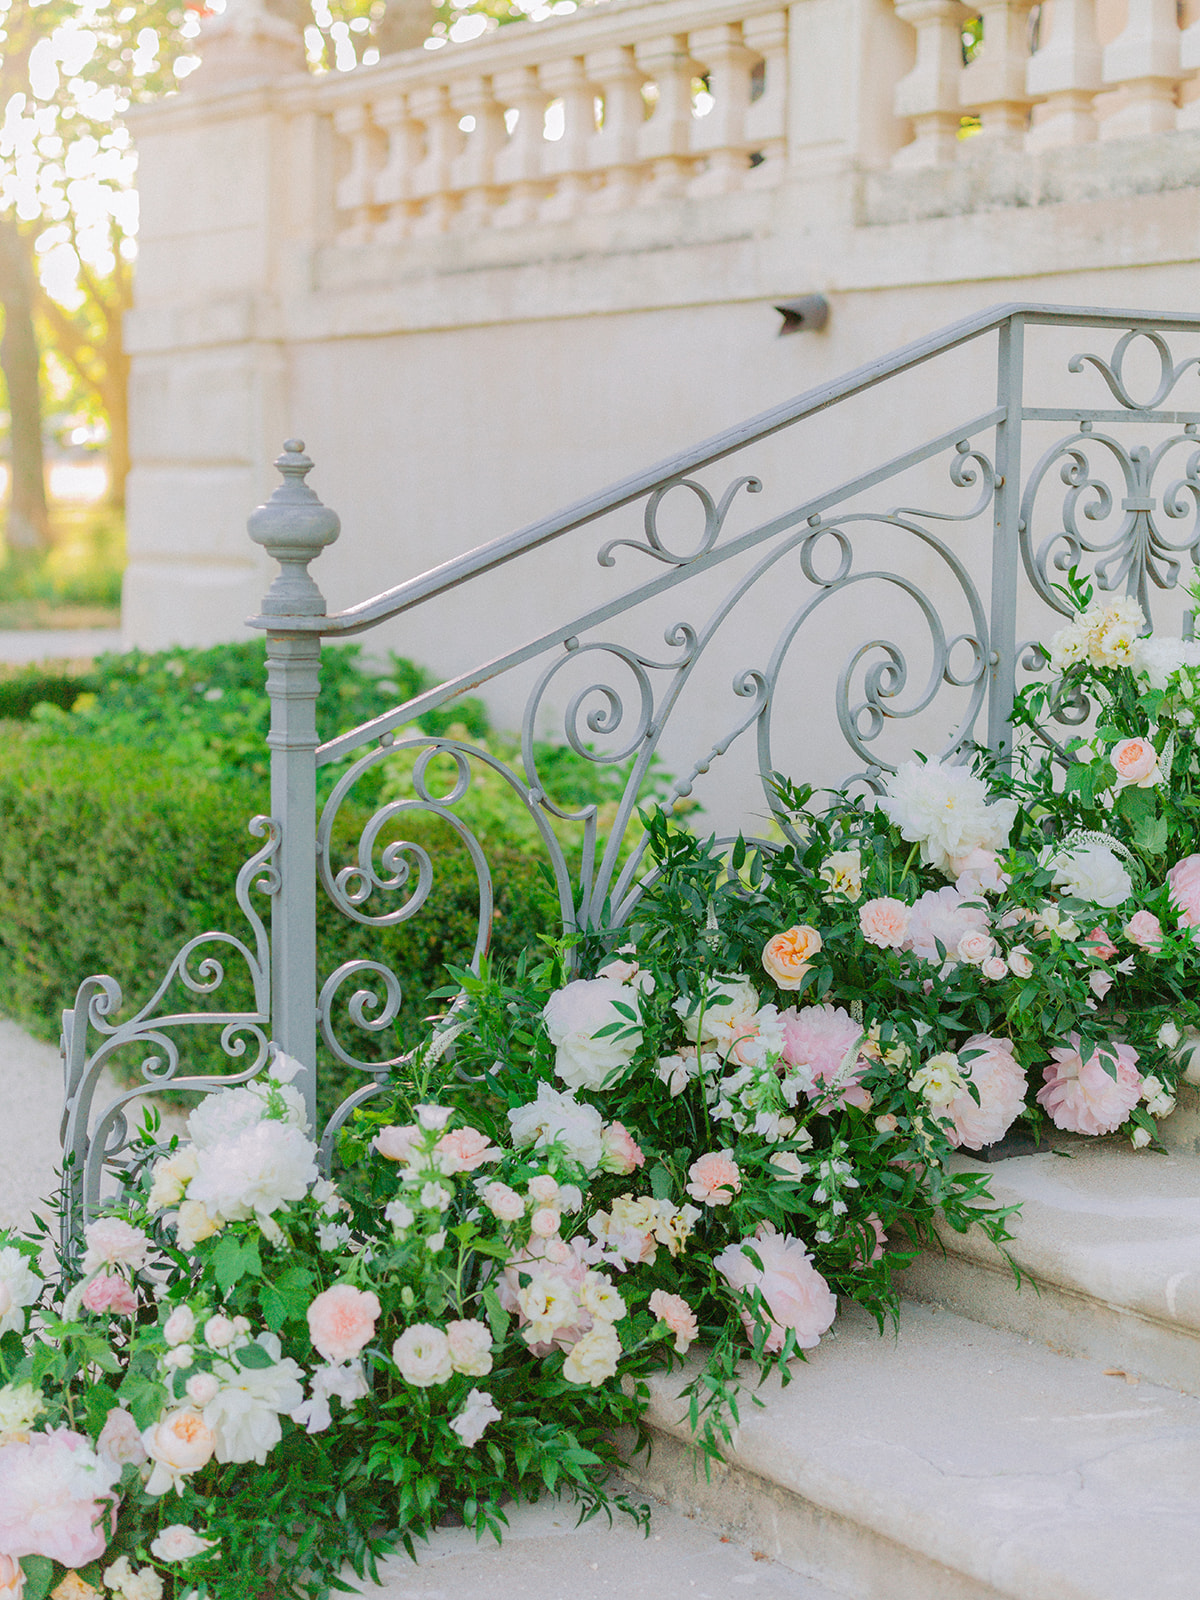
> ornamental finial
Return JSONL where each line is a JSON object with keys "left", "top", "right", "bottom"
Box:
{"left": 248, "top": 440, "right": 341, "bottom": 617}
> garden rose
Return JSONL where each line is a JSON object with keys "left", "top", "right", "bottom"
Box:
{"left": 203, "top": 1313, "right": 236, "bottom": 1349}
{"left": 146, "top": 1147, "right": 198, "bottom": 1211}
{"left": 97, "top": 1409, "right": 146, "bottom": 1468}
{"left": 81, "top": 1274, "right": 137, "bottom": 1317}
{"left": 562, "top": 1322, "right": 622, "bottom": 1387}
{"left": 414, "top": 1104, "right": 453, "bottom": 1132}
{"left": 142, "top": 1409, "right": 217, "bottom": 1496}
{"left": 1036, "top": 1035, "right": 1142, "bottom": 1135}
{"left": 761, "top": 925, "right": 823, "bottom": 989}
{"left": 981, "top": 954, "right": 1008, "bottom": 981}
{"left": 648, "top": 1290, "right": 698, "bottom": 1353}
{"left": 530, "top": 1207, "right": 561, "bottom": 1237}
{"left": 392, "top": 1324, "right": 454, "bottom": 1388}
{"left": 952, "top": 847, "right": 1008, "bottom": 896}
{"left": 1110, "top": 736, "right": 1160, "bottom": 787}
{"left": 1051, "top": 843, "right": 1132, "bottom": 908}
{"left": 0, "top": 1428, "right": 120, "bottom": 1567}
{"left": 1167, "top": 854, "right": 1200, "bottom": 928}
{"left": 149, "top": 1524, "right": 216, "bottom": 1562}
{"left": 858, "top": 897, "right": 909, "bottom": 950}
{"left": 674, "top": 976, "right": 759, "bottom": 1047}
{"left": 186, "top": 1374, "right": 220, "bottom": 1407}
{"left": 175, "top": 1201, "right": 220, "bottom": 1250}
{"left": 686, "top": 1150, "right": 742, "bottom": 1206}
{"left": 940, "top": 1035, "right": 1027, "bottom": 1150}
{"left": 713, "top": 1231, "right": 837, "bottom": 1353}
{"left": 599, "top": 1122, "right": 644, "bottom": 1176}
{"left": 528, "top": 1174, "right": 559, "bottom": 1204}
{"left": 307, "top": 1284, "right": 381, "bottom": 1365}
{"left": 447, "top": 1319, "right": 493, "bottom": 1377}
{"left": 480, "top": 1181, "right": 525, "bottom": 1222}
{"left": 164, "top": 1306, "right": 196, "bottom": 1346}
{"left": 1124, "top": 909, "right": 1163, "bottom": 950}
{"left": 0, "top": 1383, "right": 44, "bottom": 1446}
{"left": 909, "top": 1051, "right": 966, "bottom": 1107}
{"left": 1008, "top": 945, "right": 1034, "bottom": 979}
{"left": 1086, "top": 926, "right": 1117, "bottom": 960}
{"left": 543, "top": 978, "right": 642, "bottom": 1092}
{"left": 956, "top": 928, "right": 999, "bottom": 967}
{"left": 449, "top": 1389, "right": 502, "bottom": 1447}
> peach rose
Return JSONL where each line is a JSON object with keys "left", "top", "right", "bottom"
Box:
{"left": 1124, "top": 909, "right": 1163, "bottom": 951}
{"left": 980, "top": 955, "right": 1008, "bottom": 981}
{"left": 307, "top": 1284, "right": 381, "bottom": 1364}
{"left": 143, "top": 1408, "right": 217, "bottom": 1496}
{"left": 530, "top": 1207, "right": 561, "bottom": 1238}
{"left": 761, "top": 925, "right": 823, "bottom": 989}
{"left": 649, "top": 1289, "right": 699, "bottom": 1353}
{"left": 434, "top": 1127, "right": 499, "bottom": 1173}
{"left": 1086, "top": 926, "right": 1117, "bottom": 961}
{"left": 1008, "top": 945, "right": 1034, "bottom": 979}
{"left": 686, "top": 1150, "right": 742, "bottom": 1206}
{"left": 1110, "top": 737, "right": 1160, "bottom": 788}
{"left": 858, "top": 897, "right": 910, "bottom": 950}
{"left": 956, "top": 928, "right": 999, "bottom": 967}
{"left": 481, "top": 1182, "right": 525, "bottom": 1222}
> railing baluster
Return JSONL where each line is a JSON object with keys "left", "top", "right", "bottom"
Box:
{"left": 687, "top": 22, "right": 756, "bottom": 197}
{"left": 635, "top": 33, "right": 703, "bottom": 200}
{"left": 373, "top": 90, "right": 423, "bottom": 242}
{"left": 1025, "top": 0, "right": 1104, "bottom": 147}
{"left": 450, "top": 73, "right": 507, "bottom": 228}
{"left": 961, "top": 0, "right": 1037, "bottom": 140}
{"left": 586, "top": 44, "right": 649, "bottom": 211}
{"left": 333, "top": 102, "right": 385, "bottom": 244}
{"left": 539, "top": 55, "right": 598, "bottom": 221}
{"left": 741, "top": 10, "right": 789, "bottom": 178}
{"left": 892, "top": 0, "right": 972, "bottom": 168}
{"left": 492, "top": 64, "right": 552, "bottom": 227}
{"left": 1100, "top": 0, "right": 1182, "bottom": 139}
{"left": 409, "top": 81, "right": 464, "bottom": 235}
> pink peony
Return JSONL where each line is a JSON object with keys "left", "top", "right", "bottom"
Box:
{"left": 374, "top": 1124, "right": 421, "bottom": 1162}
{"left": 940, "top": 1034, "right": 1027, "bottom": 1150}
{"left": 713, "top": 1231, "right": 837, "bottom": 1353}
{"left": 434, "top": 1127, "right": 499, "bottom": 1173}
{"left": 686, "top": 1150, "right": 742, "bottom": 1206}
{"left": 599, "top": 1122, "right": 645, "bottom": 1176}
{"left": 1037, "top": 1035, "right": 1142, "bottom": 1135}
{"left": 648, "top": 1289, "right": 699, "bottom": 1352}
{"left": 905, "top": 886, "right": 988, "bottom": 964}
{"left": 0, "top": 1428, "right": 120, "bottom": 1568}
{"left": 307, "top": 1284, "right": 381, "bottom": 1365}
{"left": 781, "top": 1003, "right": 870, "bottom": 1110}
{"left": 1124, "top": 909, "right": 1163, "bottom": 950}
{"left": 858, "top": 897, "right": 909, "bottom": 950}
{"left": 81, "top": 1274, "right": 137, "bottom": 1317}
{"left": 1168, "top": 854, "right": 1200, "bottom": 928}
{"left": 952, "top": 848, "right": 1008, "bottom": 896}
{"left": 80, "top": 1218, "right": 150, "bottom": 1276}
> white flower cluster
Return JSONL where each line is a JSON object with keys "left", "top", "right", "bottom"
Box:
{"left": 1047, "top": 597, "right": 1145, "bottom": 673}
{"left": 877, "top": 762, "right": 1018, "bottom": 879}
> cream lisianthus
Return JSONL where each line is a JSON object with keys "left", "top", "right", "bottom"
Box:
{"left": 819, "top": 849, "right": 862, "bottom": 902}
{"left": 909, "top": 1051, "right": 966, "bottom": 1108}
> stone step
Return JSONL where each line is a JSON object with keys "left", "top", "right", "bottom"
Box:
{"left": 631, "top": 1300, "right": 1200, "bottom": 1600}
{"left": 1159, "top": 1081, "right": 1200, "bottom": 1156}
{"left": 898, "top": 1142, "right": 1200, "bottom": 1394}
{"left": 344, "top": 1484, "right": 846, "bottom": 1599}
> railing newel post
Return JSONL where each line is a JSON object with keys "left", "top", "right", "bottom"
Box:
{"left": 248, "top": 440, "right": 341, "bottom": 1129}
{"left": 987, "top": 313, "right": 1025, "bottom": 768}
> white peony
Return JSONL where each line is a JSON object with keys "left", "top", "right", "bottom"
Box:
{"left": 1051, "top": 843, "right": 1132, "bottom": 908}
{"left": 186, "top": 1075, "right": 308, "bottom": 1150}
{"left": 0, "top": 1247, "right": 39, "bottom": 1337}
{"left": 187, "top": 1120, "right": 318, "bottom": 1225}
{"left": 204, "top": 1334, "right": 305, "bottom": 1464}
{"left": 878, "top": 761, "right": 1017, "bottom": 878}
{"left": 1133, "top": 633, "right": 1200, "bottom": 691}
{"left": 542, "top": 978, "right": 643, "bottom": 1092}
{"left": 507, "top": 1083, "right": 604, "bottom": 1173}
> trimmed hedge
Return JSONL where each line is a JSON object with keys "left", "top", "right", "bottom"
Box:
{"left": 0, "top": 729, "right": 553, "bottom": 1121}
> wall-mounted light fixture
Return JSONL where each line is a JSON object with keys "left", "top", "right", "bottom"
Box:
{"left": 775, "top": 294, "right": 830, "bottom": 335}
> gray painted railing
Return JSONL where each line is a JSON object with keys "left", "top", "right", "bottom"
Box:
{"left": 60, "top": 301, "right": 1200, "bottom": 1249}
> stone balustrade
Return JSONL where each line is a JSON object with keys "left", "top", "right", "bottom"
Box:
{"left": 306, "top": 0, "right": 790, "bottom": 243}
{"left": 891, "top": 0, "right": 1200, "bottom": 167}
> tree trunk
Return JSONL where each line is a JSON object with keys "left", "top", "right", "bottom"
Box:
{"left": 0, "top": 216, "right": 49, "bottom": 552}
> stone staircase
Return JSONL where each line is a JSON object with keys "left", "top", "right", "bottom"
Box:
{"left": 628, "top": 1096, "right": 1200, "bottom": 1600}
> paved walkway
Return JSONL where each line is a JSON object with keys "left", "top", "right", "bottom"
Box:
{"left": 0, "top": 629, "right": 122, "bottom": 665}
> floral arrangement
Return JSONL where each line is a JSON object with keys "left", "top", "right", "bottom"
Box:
{"left": 2, "top": 582, "right": 1198, "bottom": 1599}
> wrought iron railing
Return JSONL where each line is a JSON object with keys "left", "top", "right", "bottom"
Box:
{"left": 60, "top": 300, "right": 1200, "bottom": 1247}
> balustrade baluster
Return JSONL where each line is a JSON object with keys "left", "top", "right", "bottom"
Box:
{"left": 1101, "top": 0, "right": 1181, "bottom": 138}
{"left": 1025, "top": 0, "right": 1104, "bottom": 147}
{"left": 408, "top": 82, "right": 464, "bottom": 235}
{"left": 372, "top": 91, "right": 424, "bottom": 242}
{"left": 741, "top": 10, "right": 788, "bottom": 178}
{"left": 687, "top": 23, "right": 756, "bottom": 197}
{"left": 539, "top": 55, "right": 598, "bottom": 221}
{"left": 585, "top": 45, "right": 649, "bottom": 211}
{"left": 892, "top": 0, "right": 972, "bottom": 167}
{"left": 333, "top": 102, "right": 385, "bottom": 244}
{"left": 960, "top": 0, "right": 1037, "bottom": 140}
{"left": 450, "top": 75, "right": 507, "bottom": 228}
{"left": 635, "top": 34, "right": 703, "bottom": 200}
{"left": 492, "top": 65, "right": 552, "bottom": 227}
{"left": 1177, "top": 5, "right": 1200, "bottom": 128}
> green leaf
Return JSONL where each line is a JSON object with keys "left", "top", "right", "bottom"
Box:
{"left": 482, "top": 1284, "right": 510, "bottom": 1345}
{"left": 83, "top": 1380, "right": 120, "bottom": 1437}
{"left": 648, "top": 1163, "right": 673, "bottom": 1200}
{"left": 19, "top": 1556, "right": 53, "bottom": 1600}
{"left": 236, "top": 1340, "right": 275, "bottom": 1370}
{"left": 1134, "top": 809, "right": 1169, "bottom": 855}
{"left": 213, "top": 1232, "right": 261, "bottom": 1294}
